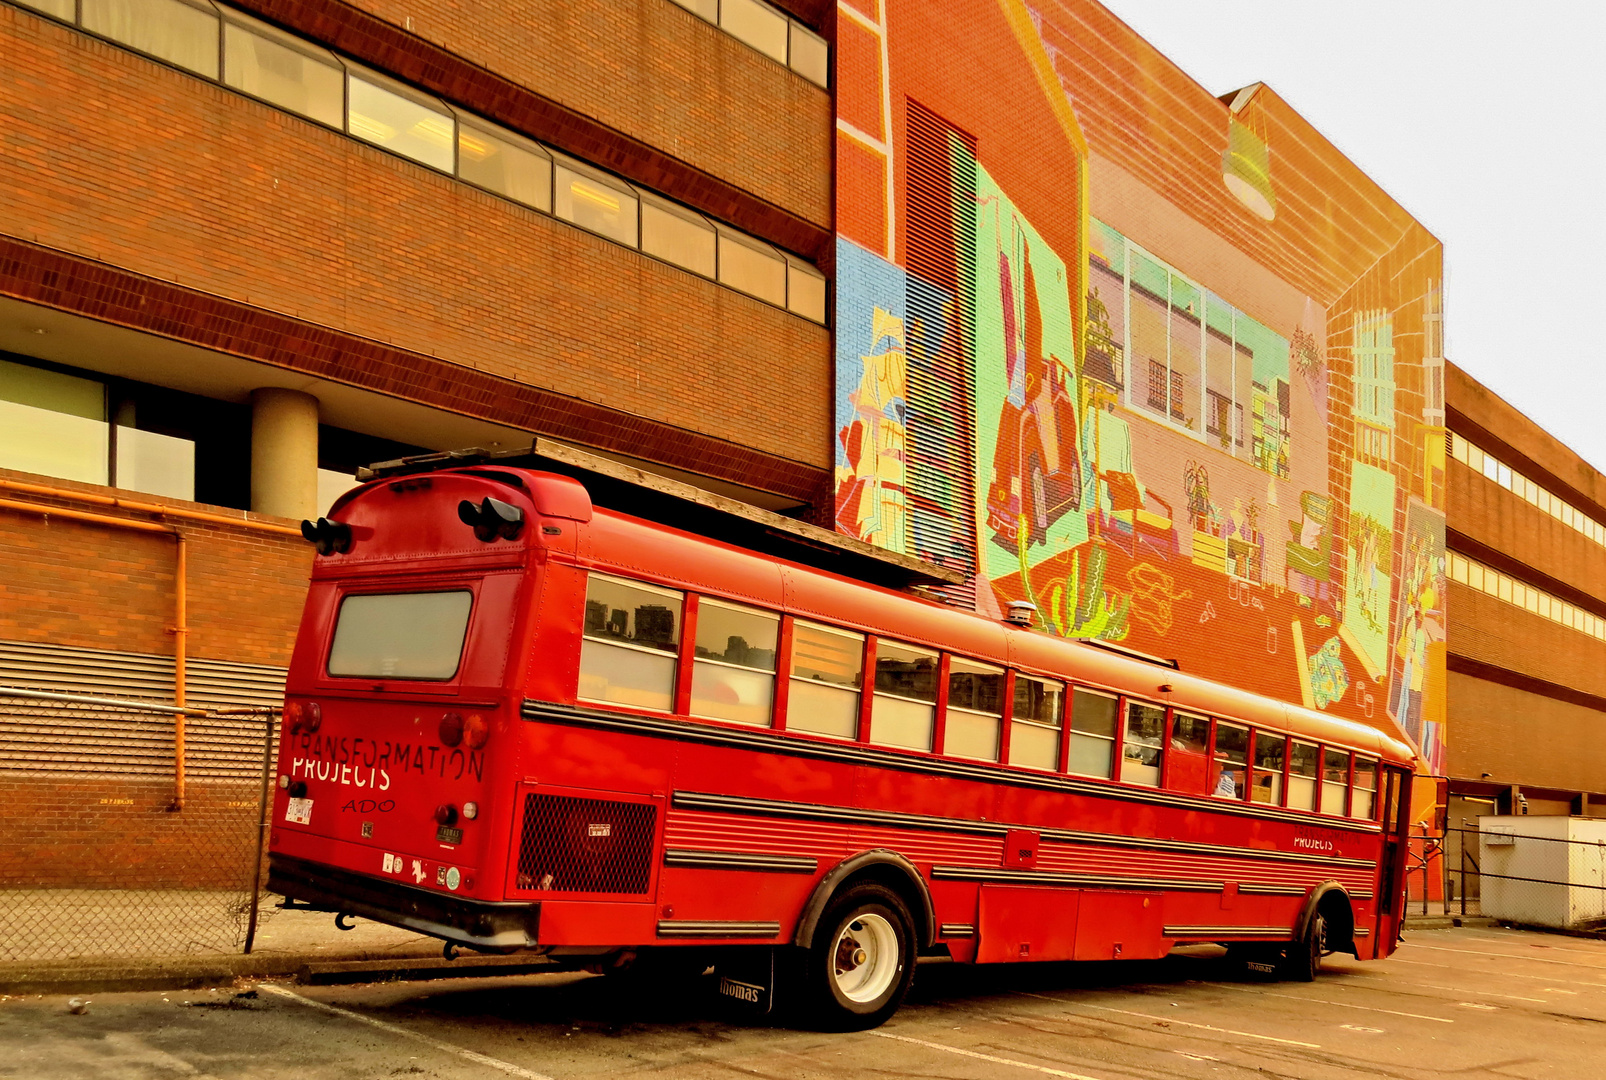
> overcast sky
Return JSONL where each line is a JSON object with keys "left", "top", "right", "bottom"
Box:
{"left": 1104, "top": 0, "right": 1606, "bottom": 475}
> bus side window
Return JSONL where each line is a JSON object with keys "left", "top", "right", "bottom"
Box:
{"left": 690, "top": 598, "right": 779, "bottom": 727}
{"left": 1212, "top": 721, "right": 1249, "bottom": 799}
{"left": 1321, "top": 747, "right": 1350, "bottom": 815}
{"left": 787, "top": 621, "right": 864, "bottom": 739}
{"left": 1168, "top": 713, "right": 1210, "bottom": 794}
{"left": 578, "top": 574, "right": 684, "bottom": 712}
{"left": 1352, "top": 756, "right": 1378, "bottom": 819}
{"left": 1067, "top": 688, "right": 1118, "bottom": 778}
{"left": 1252, "top": 732, "right": 1285, "bottom": 805}
{"left": 871, "top": 640, "right": 939, "bottom": 751}
{"left": 1008, "top": 674, "right": 1063, "bottom": 770}
{"left": 1288, "top": 740, "right": 1320, "bottom": 810}
{"left": 946, "top": 658, "right": 1005, "bottom": 761}
{"left": 1122, "top": 701, "right": 1166, "bottom": 787}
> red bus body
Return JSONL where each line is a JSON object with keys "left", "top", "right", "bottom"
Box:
{"left": 269, "top": 465, "right": 1416, "bottom": 1015}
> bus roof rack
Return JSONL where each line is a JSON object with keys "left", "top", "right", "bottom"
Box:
{"left": 358, "top": 440, "right": 967, "bottom": 592}
{"left": 1076, "top": 638, "right": 1180, "bottom": 670}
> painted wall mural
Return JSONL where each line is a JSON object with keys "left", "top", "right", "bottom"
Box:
{"left": 833, "top": 0, "right": 1448, "bottom": 771}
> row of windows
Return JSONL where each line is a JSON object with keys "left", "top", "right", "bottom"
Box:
{"left": 577, "top": 573, "right": 1383, "bottom": 821}
{"left": 12, "top": 0, "right": 828, "bottom": 323}
{"left": 1450, "top": 433, "right": 1606, "bottom": 548}
{"left": 669, "top": 0, "right": 828, "bottom": 88}
{"left": 1448, "top": 552, "right": 1606, "bottom": 644}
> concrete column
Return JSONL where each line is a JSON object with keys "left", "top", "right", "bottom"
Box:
{"left": 250, "top": 388, "right": 319, "bottom": 520}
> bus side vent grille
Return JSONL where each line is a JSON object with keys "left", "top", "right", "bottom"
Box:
{"left": 515, "top": 793, "right": 656, "bottom": 894}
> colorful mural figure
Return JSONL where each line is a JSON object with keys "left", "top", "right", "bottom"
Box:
{"left": 831, "top": 0, "right": 1447, "bottom": 767}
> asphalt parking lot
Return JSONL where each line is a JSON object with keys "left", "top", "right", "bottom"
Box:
{"left": 4, "top": 925, "right": 1605, "bottom": 1079}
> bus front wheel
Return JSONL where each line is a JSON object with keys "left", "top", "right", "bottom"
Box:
{"left": 800, "top": 882, "right": 916, "bottom": 1031}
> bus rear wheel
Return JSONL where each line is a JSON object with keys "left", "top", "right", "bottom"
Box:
{"left": 801, "top": 882, "right": 916, "bottom": 1031}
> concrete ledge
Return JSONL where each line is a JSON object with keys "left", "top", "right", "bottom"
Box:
{"left": 1404, "top": 915, "right": 1500, "bottom": 931}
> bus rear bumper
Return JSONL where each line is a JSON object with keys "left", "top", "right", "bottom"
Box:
{"left": 269, "top": 854, "right": 541, "bottom": 953}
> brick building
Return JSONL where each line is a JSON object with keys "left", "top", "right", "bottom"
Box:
{"left": 1444, "top": 364, "right": 1606, "bottom": 824}
{"left": 0, "top": 0, "right": 1599, "bottom": 848}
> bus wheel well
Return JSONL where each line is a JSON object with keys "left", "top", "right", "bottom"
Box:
{"left": 795, "top": 851, "right": 935, "bottom": 951}
{"left": 1304, "top": 883, "right": 1357, "bottom": 958}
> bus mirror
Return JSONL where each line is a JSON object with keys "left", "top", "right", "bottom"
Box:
{"left": 1431, "top": 776, "right": 1449, "bottom": 835}
{"left": 458, "top": 497, "right": 525, "bottom": 542}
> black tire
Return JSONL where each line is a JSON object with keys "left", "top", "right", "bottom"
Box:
{"left": 1280, "top": 912, "right": 1325, "bottom": 982}
{"left": 800, "top": 882, "right": 916, "bottom": 1031}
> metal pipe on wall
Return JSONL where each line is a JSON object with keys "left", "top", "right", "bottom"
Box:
{"left": 0, "top": 478, "right": 308, "bottom": 807}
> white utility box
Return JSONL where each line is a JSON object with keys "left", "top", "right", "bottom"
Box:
{"left": 1478, "top": 815, "right": 1606, "bottom": 929}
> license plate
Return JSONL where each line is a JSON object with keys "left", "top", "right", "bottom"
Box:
{"left": 284, "top": 797, "right": 313, "bottom": 825}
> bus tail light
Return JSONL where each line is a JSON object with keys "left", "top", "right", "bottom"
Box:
{"left": 457, "top": 497, "right": 524, "bottom": 542}
{"left": 463, "top": 713, "right": 488, "bottom": 749}
{"left": 435, "top": 803, "right": 459, "bottom": 826}
{"left": 439, "top": 712, "right": 464, "bottom": 747}
{"left": 286, "top": 701, "right": 322, "bottom": 733}
{"left": 462, "top": 801, "right": 479, "bottom": 820}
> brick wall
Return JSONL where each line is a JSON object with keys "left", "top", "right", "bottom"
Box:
{"left": 337, "top": 0, "right": 833, "bottom": 228}
{"left": 1447, "top": 582, "right": 1606, "bottom": 702}
{"left": 0, "top": 8, "right": 832, "bottom": 470}
{"left": 1446, "top": 671, "right": 1606, "bottom": 795}
{"left": 0, "top": 470, "right": 310, "bottom": 666}
{"left": 0, "top": 774, "right": 263, "bottom": 889}
{"left": 1449, "top": 458, "right": 1606, "bottom": 605}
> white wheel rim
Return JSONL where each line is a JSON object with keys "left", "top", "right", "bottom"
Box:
{"left": 831, "top": 913, "right": 900, "bottom": 1004}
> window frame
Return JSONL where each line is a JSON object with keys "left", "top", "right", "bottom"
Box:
{"left": 784, "top": 618, "right": 867, "bottom": 742}
{"left": 682, "top": 593, "right": 781, "bottom": 728}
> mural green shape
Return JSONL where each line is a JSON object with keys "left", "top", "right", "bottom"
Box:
{"left": 1343, "top": 461, "right": 1396, "bottom": 680}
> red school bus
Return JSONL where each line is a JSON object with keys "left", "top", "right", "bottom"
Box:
{"left": 270, "top": 457, "right": 1417, "bottom": 1030}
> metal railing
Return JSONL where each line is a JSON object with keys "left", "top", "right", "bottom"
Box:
{"left": 1406, "top": 821, "right": 1606, "bottom": 929}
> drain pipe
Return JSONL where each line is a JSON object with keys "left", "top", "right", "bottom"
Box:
{"left": 0, "top": 497, "right": 189, "bottom": 808}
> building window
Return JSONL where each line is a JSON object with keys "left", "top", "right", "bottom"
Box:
{"left": 1008, "top": 675, "right": 1063, "bottom": 770}
{"left": 717, "top": 226, "right": 787, "bottom": 307}
{"left": 554, "top": 154, "right": 640, "bottom": 247}
{"left": 16, "top": 0, "right": 76, "bottom": 19}
{"left": 786, "top": 256, "right": 828, "bottom": 323}
{"left": 222, "top": 11, "right": 345, "bottom": 129}
{"left": 668, "top": 0, "right": 828, "bottom": 88}
{"left": 578, "top": 575, "right": 683, "bottom": 712}
{"left": 870, "top": 641, "right": 938, "bottom": 751}
{"left": 641, "top": 193, "right": 717, "bottom": 279}
{"left": 456, "top": 118, "right": 553, "bottom": 213}
{"left": 81, "top": 0, "right": 220, "bottom": 78}
{"left": 1067, "top": 688, "right": 1117, "bottom": 778}
{"left": 690, "top": 598, "right": 778, "bottom": 726}
{"left": 346, "top": 67, "right": 455, "bottom": 172}
{"left": 945, "top": 657, "right": 1004, "bottom": 761}
{"left": 0, "top": 357, "right": 109, "bottom": 485}
{"left": 788, "top": 621, "right": 863, "bottom": 739}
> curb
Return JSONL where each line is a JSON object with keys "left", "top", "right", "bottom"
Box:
{"left": 1404, "top": 916, "right": 1500, "bottom": 931}
{"left": 0, "top": 945, "right": 444, "bottom": 996}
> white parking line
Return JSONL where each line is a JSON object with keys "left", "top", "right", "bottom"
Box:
{"left": 1393, "top": 956, "right": 1606, "bottom": 988}
{"left": 1012, "top": 991, "right": 1321, "bottom": 1048}
{"left": 1343, "top": 971, "right": 1545, "bottom": 1003}
{"left": 1402, "top": 942, "right": 1606, "bottom": 971}
{"left": 1214, "top": 983, "right": 1454, "bottom": 1023}
{"left": 868, "top": 1031, "right": 1109, "bottom": 1079}
{"left": 260, "top": 984, "right": 555, "bottom": 1080}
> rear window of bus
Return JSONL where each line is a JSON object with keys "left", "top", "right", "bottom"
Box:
{"left": 327, "top": 590, "right": 474, "bottom": 680}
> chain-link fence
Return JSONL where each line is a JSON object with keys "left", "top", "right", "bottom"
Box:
{"left": 1405, "top": 821, "right": 1606, "bottom": 930}
{"left": 0, "top": 686, "right": 278, "bottom": 963}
